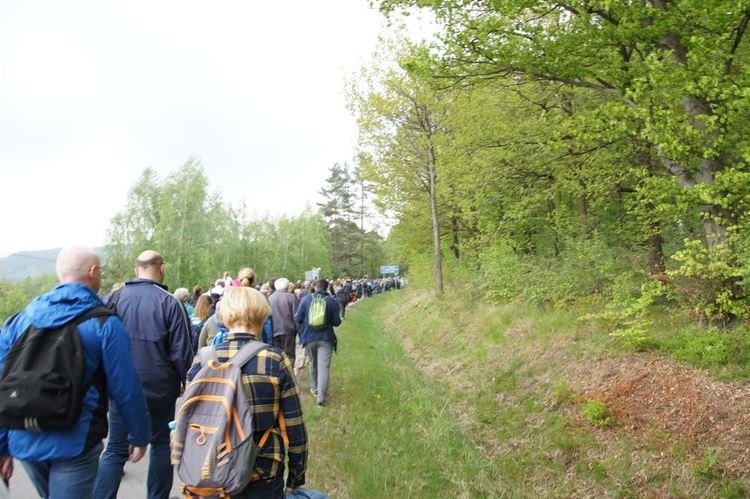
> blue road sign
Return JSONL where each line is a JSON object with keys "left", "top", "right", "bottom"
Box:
{"left": 380, "top": 265, "right": 400, "bottom": 275}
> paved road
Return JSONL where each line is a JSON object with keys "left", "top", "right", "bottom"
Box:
{"left": 8, "top": 448, "right": 183, "bottom": 498}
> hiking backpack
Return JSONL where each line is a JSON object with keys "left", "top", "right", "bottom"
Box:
{"left": 171, "top": 341, "right": 275, "bottom": 498}
{"left": 308, "top": 294, "right": 328, "bottom": 332}
{"left": 0, "top": 306, "right": 115, "bottom": 431}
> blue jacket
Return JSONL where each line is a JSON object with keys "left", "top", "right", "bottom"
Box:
{"left": 294, "top": 290, "right": 341, "bottom": 347}
{"left": 105, "top": 278, "right": 193, "bottom": 409}
{"left": 0, "top": 283, "right": 151, "bottom": 461}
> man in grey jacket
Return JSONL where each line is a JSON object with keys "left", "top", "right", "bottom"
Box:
{"left": 268, "top": 277, "right": 298, "bottom": 365}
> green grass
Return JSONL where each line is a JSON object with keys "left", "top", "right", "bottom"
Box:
{"left": 299, "top": 295, "right": 504, "bottom": 497}
{"left": 296, "top": 290, "right": 749, "bottom": 498}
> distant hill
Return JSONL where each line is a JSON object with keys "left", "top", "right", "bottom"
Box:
{"left": 0, "top": 248, "right": 110, "bottom": 283}
{"left": 0, "top": 249, "right": 61, "bottom": 282}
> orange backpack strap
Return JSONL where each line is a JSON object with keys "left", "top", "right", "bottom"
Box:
{"left": 257, "top": 410, "right": 289, "bottom": 448}
{"left": 258, "top": 426, "right": 273, "bottom": 448}
{"left": 278, "top": 410, "right": 289, "bottom": 446}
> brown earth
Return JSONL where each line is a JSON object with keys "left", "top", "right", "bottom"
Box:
{"left": 566, "top": 353, "right": 750, "bottom": 478}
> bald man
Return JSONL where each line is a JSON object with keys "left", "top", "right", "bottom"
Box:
{"left": 0, "top": 246, "right": 151, "bottom": 499}
{"left": 94, "top": 250, "right": 192, "bottom": 499}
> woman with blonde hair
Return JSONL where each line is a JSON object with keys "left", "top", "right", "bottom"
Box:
{"left": 186, "top": 287, "right": 308, "bottom": 497}
{"left": 235, "top": 267, "right": 274, "bottom": 343}
{"left": 237, "top": 267, "right": 256, "bottom": 288}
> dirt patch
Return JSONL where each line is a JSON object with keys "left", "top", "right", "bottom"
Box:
{"left": 567, "top": 353, "right": 750, "bottom": 477}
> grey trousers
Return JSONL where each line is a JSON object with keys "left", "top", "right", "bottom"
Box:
{"left": 306, "top": 340, "right": 333, "bottom": 405}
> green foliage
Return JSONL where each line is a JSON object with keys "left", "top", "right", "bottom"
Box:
{"left": 317, "top": 162, "right": 384, "bottom": 277}
{"left": 582, "top": 399, "right": 611, "bottom": 428}
{"left": 17, "top": 273, "right": 59, "bottom": 300}
{"left": 105, "top": 160, "right": 337, "bottom": 290}
{"left": 0, "top": 273, "right": 61, "bottom": 324}
{"left": 587, "top": 278, "right": 669, "bottom": 351}
{"left": 0, "top": 281, "right": 31, "bottom": 324}
{"left": 691, "top": 448, "right": 724, "bottom": 481}
{"left": 357, "top": 2, "right": 750, "bottom": 322}
{"left": 664, "top": 326, "right": 749, "bottom": 371}
{"left": 479, "top": 241, "right": 526, "bottom": 304}
{"left": 349, "top": 40, "right": 455, "bottom": 294}
{"left": 722, "top": 480, "right": 750, "bottom": 499}
{"left": 479, "top": 231, "right": 641, "bottom": 312}
{"left": 105, "top": 160, "right": 237, "bottom": 290}
{"left": 669, "top": 239, "right": 748, "bottom": 321}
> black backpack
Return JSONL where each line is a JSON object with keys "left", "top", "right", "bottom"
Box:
{"left": 0, "top": 306, "right": 115, "bottom": 431}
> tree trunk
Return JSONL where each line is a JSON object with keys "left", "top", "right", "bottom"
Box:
{"left": 427, "top": 148, "right": 443, "bottom": 298}
{"left": 577, "top": 191, "right": 589, "bottom": 240}
{"left": 647, "top": 231, "right": 665, "bottom": 276}
{"left": 660, "top": 142, "right": 730, "bottom": 249}
{"left": 360, "top": 179, "right": 366, "bottom": 275}
{"left": 649, "top": 1, "right": 732, "bottom": 247}
{"left": 548, "top": 198, "right": 560, "bottom": 257}
{"left": 451, "top": 216, "right": 460, "bottom": 259}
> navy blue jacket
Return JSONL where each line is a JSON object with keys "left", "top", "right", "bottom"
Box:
{"left": 105, "top": 278, "right": 193, "bottom": 408}
{"left": 294, "top": 290, "right": 341, "bottom": 347}
{"left": 0, "top": 283, "right": 151, "bottom": 460}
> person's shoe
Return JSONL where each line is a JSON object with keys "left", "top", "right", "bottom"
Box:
{"left": 317, "top": 401, "right": 325, "bottom": 406}
{"left": 310, "top": 388, "right": 317, "bottom": 396}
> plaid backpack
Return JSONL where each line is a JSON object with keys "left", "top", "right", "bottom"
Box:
{"left": 171, "top": 340, "right": 273, "bottom": 498}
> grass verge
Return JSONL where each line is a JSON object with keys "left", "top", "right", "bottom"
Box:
{"left": 298, "top": 295, "right": 504, "bottom": 497}
{"left": 298, "top": 289, "right": 749, "bottom": 498}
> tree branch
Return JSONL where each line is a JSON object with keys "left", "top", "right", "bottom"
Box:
{"left": 725, "top": 10, "right": 750, "bottom": 75}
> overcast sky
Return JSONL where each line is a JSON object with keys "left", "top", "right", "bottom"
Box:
{"left": 0, "top": 0, "right": 409, "bottom": 256}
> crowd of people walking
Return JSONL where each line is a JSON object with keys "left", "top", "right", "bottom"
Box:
{"left": 0, "top": 246, "right": 404, "bottom": 499}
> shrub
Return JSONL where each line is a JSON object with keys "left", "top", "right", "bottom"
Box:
{"left": 586, "top": 278, "right": 667, "bottom": 351}
{"left": 665, "top": 325, "right": 747, "bottom": 369}
{"left": 552, "top": 379, "right": 573, "bottom": 405}
{"left": 479, "top": 242, "right": 526, "bottom": 304}
{"left": 582, "top": 399, "right": 611, "bottom": 427}
{"left": 669, "top": 239, "right": 748, "bottom": 322}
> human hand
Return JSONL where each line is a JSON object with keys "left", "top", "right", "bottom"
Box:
{"left": 0, "top": 457, "right": 12, "bottom": 481}
{"left": 128, "top": 445, "right": 148, "bottom": 463}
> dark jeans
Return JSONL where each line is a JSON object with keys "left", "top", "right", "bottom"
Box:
{"left": 22, "top": 442, "right": 103, "bottom": 499}
{"left": 233, "top": 465, "right": 285, "bottom": 499}
{"left": 93, "top": 400, "right": 174, "bottom": 499}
